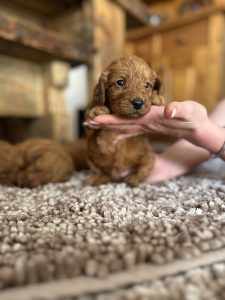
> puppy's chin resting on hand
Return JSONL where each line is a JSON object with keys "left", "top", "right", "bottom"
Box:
{"left": 85, "top": 55, "right": 165, "bottom": 187}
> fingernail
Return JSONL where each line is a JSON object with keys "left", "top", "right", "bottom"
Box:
{"left": 90, "top": 121, "right": 99, "bottom": 125}
{"left": 83, "top": 121, "right": 99, "bottom": 126}
{"left": 170, "top": 108, "right": 176, "bottom": 118}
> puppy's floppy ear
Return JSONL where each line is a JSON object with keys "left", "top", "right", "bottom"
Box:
{"left": 93, "top": 71, "right": 108, "bottom": 105}
{"left": 153, "top": 77, "right": 162, "bottom": 94}
{"left": 151, "top": 77, "right": 165, "bottom": 105}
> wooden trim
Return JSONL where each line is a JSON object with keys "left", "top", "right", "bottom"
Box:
{"left": 0, "top": 11, "right": 88, "bottom": 64}
{"left": 114, "top": 0, "right": 151, "bottom": 25}
{"left": 127, "top": 4, "right": 225, "bottom": 40}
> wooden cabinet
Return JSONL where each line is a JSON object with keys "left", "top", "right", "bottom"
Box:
{"left": 126, "top": 5, "right": 225, "bottom": 111}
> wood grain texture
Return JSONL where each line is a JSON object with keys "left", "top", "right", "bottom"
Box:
{"left": 126, "top": 5, "right": 225, "bottom": 111}
{"left": 0, "top": 55, "right": 44, "bottom": 117}
{"left": 115, "top": 0, "right": 151, "bottom": 25}
{"left": 0, "top": 11, "right": 88, "bottom": 64}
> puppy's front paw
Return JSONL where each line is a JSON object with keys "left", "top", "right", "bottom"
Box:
{"left": 124, "top": 174, "right": 140, "bottom": 187}
{"left": 85, "top": 173, "right": 111, "bottom": 186}
{"left": 16, "top": 170, "right": 40, "bottom": 188}
{"left": 151, "top": 92, "right": 165, "bottom": 106}
{"left": 88, "top": 106, "right": 110, "bottom": 119}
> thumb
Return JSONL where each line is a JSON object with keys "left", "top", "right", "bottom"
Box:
{"left": 164, "top": 102, "right": 179, "bottom": 119}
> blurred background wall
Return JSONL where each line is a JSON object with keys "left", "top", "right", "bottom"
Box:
{"left": 0, "top": 0, "right": 224, "bottom": 143}
{"left": 65, "top": 64, "right": 88, "bottom": 138}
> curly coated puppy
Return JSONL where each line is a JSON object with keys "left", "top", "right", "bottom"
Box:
{"left": 64, "top": 138, "right": 88, "bottom": 171}
{"left": 0, "top": 139, "right": 74, "bottom": 188}
{"left": 16, "top": 139, "right": 74, "bottom": 188}
{"left": 0, "top": 141, "right": 23, "bottom": 186}
{"left": 85, "top": 55, "right": 164, "bottom": 186}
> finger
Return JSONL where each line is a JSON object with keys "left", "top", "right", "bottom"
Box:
{"left": 159, "top": 118, "right": 194, "bottom": 130}
{"left": 83, "top": 122, "right": 100, "bottom": 129}
{"left": 164, "top": 100, "right": 201, "bottom": 121}
{"left": 93, "top": 114, "right": 133, "bottom": 125}
{"left": 95, "top": 124, "right": 143, "bottom": 132}
{"left": 135, "top": 105, "right": 165, "bottom": 123}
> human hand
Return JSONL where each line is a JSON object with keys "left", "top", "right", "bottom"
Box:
{"left": 84, "top": 100, "right": 211, "bottom": 147}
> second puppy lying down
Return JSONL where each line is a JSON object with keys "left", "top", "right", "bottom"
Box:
{"left": 0, "top": 141, "right": 23, "bottom": 186}
{"left": 85, "top": 55, "right": 164, "bottom": 186}
{"left": 0, "top": 139, "right": 74, "bottom": 188}
{"left": 64, "top": 138, "right": 88, "bottom": 171}
{"left": 16, "top": 139, "right": 74, "bottom": 188}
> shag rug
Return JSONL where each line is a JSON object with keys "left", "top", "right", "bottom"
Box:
{"left": 0, "top": 159, "right": 225, "bottom": 300}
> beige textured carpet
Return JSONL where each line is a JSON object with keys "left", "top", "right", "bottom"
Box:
{"left": 0, "top": 159, "right": 225, "bottom": 300}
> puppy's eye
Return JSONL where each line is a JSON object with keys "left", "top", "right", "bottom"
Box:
{"left": 144, "top": 82, "right": 152, "bottom": 89}
{"left": 116, "top": 79, "right": 125, "bottom": 87}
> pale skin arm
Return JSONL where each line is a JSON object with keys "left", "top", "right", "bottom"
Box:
{"left": 146, "top": 100, "right": 225, "bottom": 183}
{"left": 84, "top": 100, "right": 225, "bottom": 182}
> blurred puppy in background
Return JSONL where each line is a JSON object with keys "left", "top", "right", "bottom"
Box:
{"left": 16, "top": 139, "right": 74, "bottom": 188}
{"left": 0, "top": 141, "right": 23, "bottom": 186}
{"left": 0, "top": 139, "right": 74, "bottom": 188}
{"left": 64, "top": 138, "right": 88, "bottom": 171}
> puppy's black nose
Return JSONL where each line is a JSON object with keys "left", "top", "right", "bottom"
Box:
{"left": 131, "top": 98, "right": 144, "bottom": 110}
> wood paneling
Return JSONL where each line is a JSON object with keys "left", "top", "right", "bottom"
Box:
{"left": 115, "top": 0, "right": 151, "bottom": 25}
{"left": 161, "top": 20, "right": 208, "bottom": 60}
{"left": 0, "top": 55, "right": 44, "bottom": 117}
{"left": 0, "top": 10, "right": 88, "bottom": 64}
{"left": 126, "top": 5, "right": 225, "bottom": 111}
{"left": 84, "top": 0, "right": 126, "bottom": 98}
{"left": 1, "top": 0, "right": 82, "bottom": 17}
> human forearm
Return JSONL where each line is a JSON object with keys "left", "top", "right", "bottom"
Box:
{"left": 146, "top": 139, "right": 210, "bottom": 183}
{"left": 193, "top": 120, "right": 225, "bottom": 161}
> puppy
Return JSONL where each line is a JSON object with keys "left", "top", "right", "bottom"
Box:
{"left": 64, "top": 138, "right": 88, "bottom": 171}
{"left": 0, "top": 141, "right": 23, "bottom": 186}
{"left": 16, "top": 139, "right": 74, "bottom": 188}
{"left": 85, "top": 55, "right": 164, "bottom": 186}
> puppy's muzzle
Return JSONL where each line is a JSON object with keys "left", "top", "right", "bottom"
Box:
{"left": 131, "top": 98, "right": 144, "bottom": 110}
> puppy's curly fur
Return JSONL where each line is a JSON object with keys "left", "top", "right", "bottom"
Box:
{"left": 0, "top": 139, "right": 74, "bottom": 188}
{"left": 0, "top": 141, "right": 23, "bottom": 186}
{"left": 64, "top": 138, "right": 88, "bottom": 171}
{"left": 85, "top": 55, "right": 164, "bottom": 186}
{"left": 16, "top": 139, "right": 74, "bottom": 188}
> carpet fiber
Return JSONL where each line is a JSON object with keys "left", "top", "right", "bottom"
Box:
{"left": 0, "top": 159, "right": 225, "bottom": 299}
